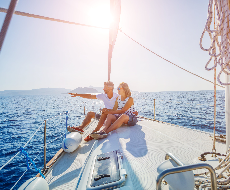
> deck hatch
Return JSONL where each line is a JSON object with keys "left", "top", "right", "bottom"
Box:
{"left": 87, "top": 150, "right": 127, "bottom": 189}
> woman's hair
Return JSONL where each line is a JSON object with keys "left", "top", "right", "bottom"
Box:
{"left": 120, "top": 82, "right": 131, "bottom": 97}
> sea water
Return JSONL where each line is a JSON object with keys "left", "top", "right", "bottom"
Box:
{"left": 0, "top": 91, "right": 225, "bottom": 189}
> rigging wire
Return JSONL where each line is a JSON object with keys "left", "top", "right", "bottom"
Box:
{"left": 0, "top": 7, "right": 109, "bottom": 30}
{"left": 0, "top": 107, "right": 83, "bottom": 172}
{"left": 119, "top": 29, "right": 225, "bottom": 89}
{"left": 10, "top": 148, "right": 43, "bottom": 190}
{"left": 0, "top": 6, "right": 224, "bottom": 88}
{"left": 0, "top": 122, "right": 44, "bottom": 171}
{"left": 0, "top": 111, "right": 68, "bottom": 171}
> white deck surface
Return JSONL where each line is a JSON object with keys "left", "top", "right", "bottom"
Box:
{"left": 45, "top": 118, "right": 226, "bottom": 190}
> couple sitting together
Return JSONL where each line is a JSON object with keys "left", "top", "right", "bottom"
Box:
{"left": 68, "top": 81, "right": 138, "bottom": 141}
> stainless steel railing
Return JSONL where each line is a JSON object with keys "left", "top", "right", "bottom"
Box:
{"left": 165, "top": 153, "right": 184, "bottom": 166}
{"left": 156, "top": 153, "right": 217, "bottom": 190}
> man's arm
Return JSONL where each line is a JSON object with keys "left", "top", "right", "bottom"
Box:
{"left": 69, "top": 93, "right": 97, "bottom": 99}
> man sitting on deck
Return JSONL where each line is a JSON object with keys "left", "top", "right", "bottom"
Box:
{"left": 68, "top": 81, "right": 119, "bottom": 141}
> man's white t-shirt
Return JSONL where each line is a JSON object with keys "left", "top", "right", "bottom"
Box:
{"left": 96, "top": 93, "right": 119, "bottom": 109}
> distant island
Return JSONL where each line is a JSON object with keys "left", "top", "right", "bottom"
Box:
{"left": 69, "top": 86, "right": 104, "bottom": 94}
{"left": 0, "top": 87, "right": 104, "bottom": 96}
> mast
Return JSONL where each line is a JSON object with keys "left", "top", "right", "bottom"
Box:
{"left": 0, "top": 0, "right": 18, "bottom": 53}
{"left": 108, "top": 0, "right": 121, "bottom": 81}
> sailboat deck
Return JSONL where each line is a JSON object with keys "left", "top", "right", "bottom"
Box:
{"left": 45, "top": 118, "right": 226, "bottom": 190}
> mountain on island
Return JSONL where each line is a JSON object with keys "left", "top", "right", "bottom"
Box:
{"left": 69, "top": 87, "right": 99, "bottom": 94}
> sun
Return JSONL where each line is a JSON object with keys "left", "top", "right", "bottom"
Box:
{"left": 88, "top": 4, "right": 112, "bottom": 28}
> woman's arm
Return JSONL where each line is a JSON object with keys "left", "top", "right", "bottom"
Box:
{"left": 113, "top": 97, "right": 118, "bottom": 111}
{"left": 103, "top": 97, "right": 133, "bottom": 115}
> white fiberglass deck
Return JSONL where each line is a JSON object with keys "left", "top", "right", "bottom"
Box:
{"left": 45, "top": 118, "right": 226, "bottom": 190}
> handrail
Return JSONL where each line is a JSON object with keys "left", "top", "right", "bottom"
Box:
{"left": 165, "top": 152, "right": 184, "bottom": 166}
{"left": 156, "top": 153, "right": 217, "bottom": 190}
{"left": 156, "top": 163, "right": 217, "bottom": 190}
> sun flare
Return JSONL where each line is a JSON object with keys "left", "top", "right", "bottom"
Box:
{"left": 88, "top": 5, "right": 113, "bottom": 27}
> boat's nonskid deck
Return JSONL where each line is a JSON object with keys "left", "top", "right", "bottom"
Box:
{"left": 45, "top": 118, "right": 226, "bottom": 190}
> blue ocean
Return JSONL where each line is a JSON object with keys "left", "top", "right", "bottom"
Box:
{"left": 0, "top": 91, "right": 226, "bottom": 189}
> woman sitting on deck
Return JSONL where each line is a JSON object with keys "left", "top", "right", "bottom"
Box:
{"left": 91, "top": 82, "right": 137, "bottom": 139}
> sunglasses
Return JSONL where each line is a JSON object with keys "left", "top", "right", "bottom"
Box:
{"left": 117, "top": 87, "right": 123, "bottom": 90}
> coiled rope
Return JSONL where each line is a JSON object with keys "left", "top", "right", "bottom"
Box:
{"left": 195, "top": 147, "right": 230, "bottom": 189}
{"left": 200, "top": 0, "right": 230, "bottom": 85}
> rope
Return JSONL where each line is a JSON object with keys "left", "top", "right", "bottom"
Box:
{"left": 19, "top": 147, "right": 45, "bottom": 179}
{"left": 23, "top": 123, "right": 44, "bottom": 148}
{"left": 0, "top": 110, "right": 71, "bottom": 171}
{"left": 200, "top": 0, "right": 230, "bottom": 85}
{"left": 119, "top": 29, "right": 225, "bottom": 89}
{"left": 0, "top": 7, "right": 109, "bottom": 30}
{"left": 1, "top": 105, "right": 93, "bottom": 189}
{"left": 10, "top": 149, "right": 43, "bottom": 190}
{"left": 0, "top": 122, "right": 44, "bottom": 171}
{"left": 0, "top": 104, "right": 90, "bottom": 171}
{"left": 213, "top": 2, "right": 217, "bottom": 153}
{"left": 46, "top": 132, "right": 66, "bottom": 146}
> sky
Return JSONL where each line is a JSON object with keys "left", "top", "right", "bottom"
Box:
{"left": 0, "top": 0, "right": 226, "bottom": 92}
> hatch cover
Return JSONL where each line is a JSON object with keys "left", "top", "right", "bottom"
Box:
{"left": 87, "top": 150, "right": 127, "bottom": 189}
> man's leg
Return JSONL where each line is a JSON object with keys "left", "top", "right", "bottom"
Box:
{"left": 92, "top": 113, "right": 108, "bottom": 133}
{"left": 102, "top": 114, "right": 117, "bottom": 132}
{"left": 79, "top": 111, "right": 95, "bottom": 129}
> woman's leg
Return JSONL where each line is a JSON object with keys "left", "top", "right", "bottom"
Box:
{"left": 105, "top": 114, "right": 129, "bottom": 133}
{"left": 103, "top": 114, "right": 117, "bottom": 132}
{"left": 92, "top": 113, "right": 108, "bottom": 133}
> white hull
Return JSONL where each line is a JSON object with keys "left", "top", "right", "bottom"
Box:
{"left": 42, "top": 118, "right": 226, "bottom": 189}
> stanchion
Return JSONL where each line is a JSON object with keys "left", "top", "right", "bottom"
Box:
{"left": 44, "top": 120, "right": 47, "bottom": 171}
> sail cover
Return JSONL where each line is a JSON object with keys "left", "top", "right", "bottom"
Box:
{"left": 108, "top": 0, "right": 121, "bottom": 81}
